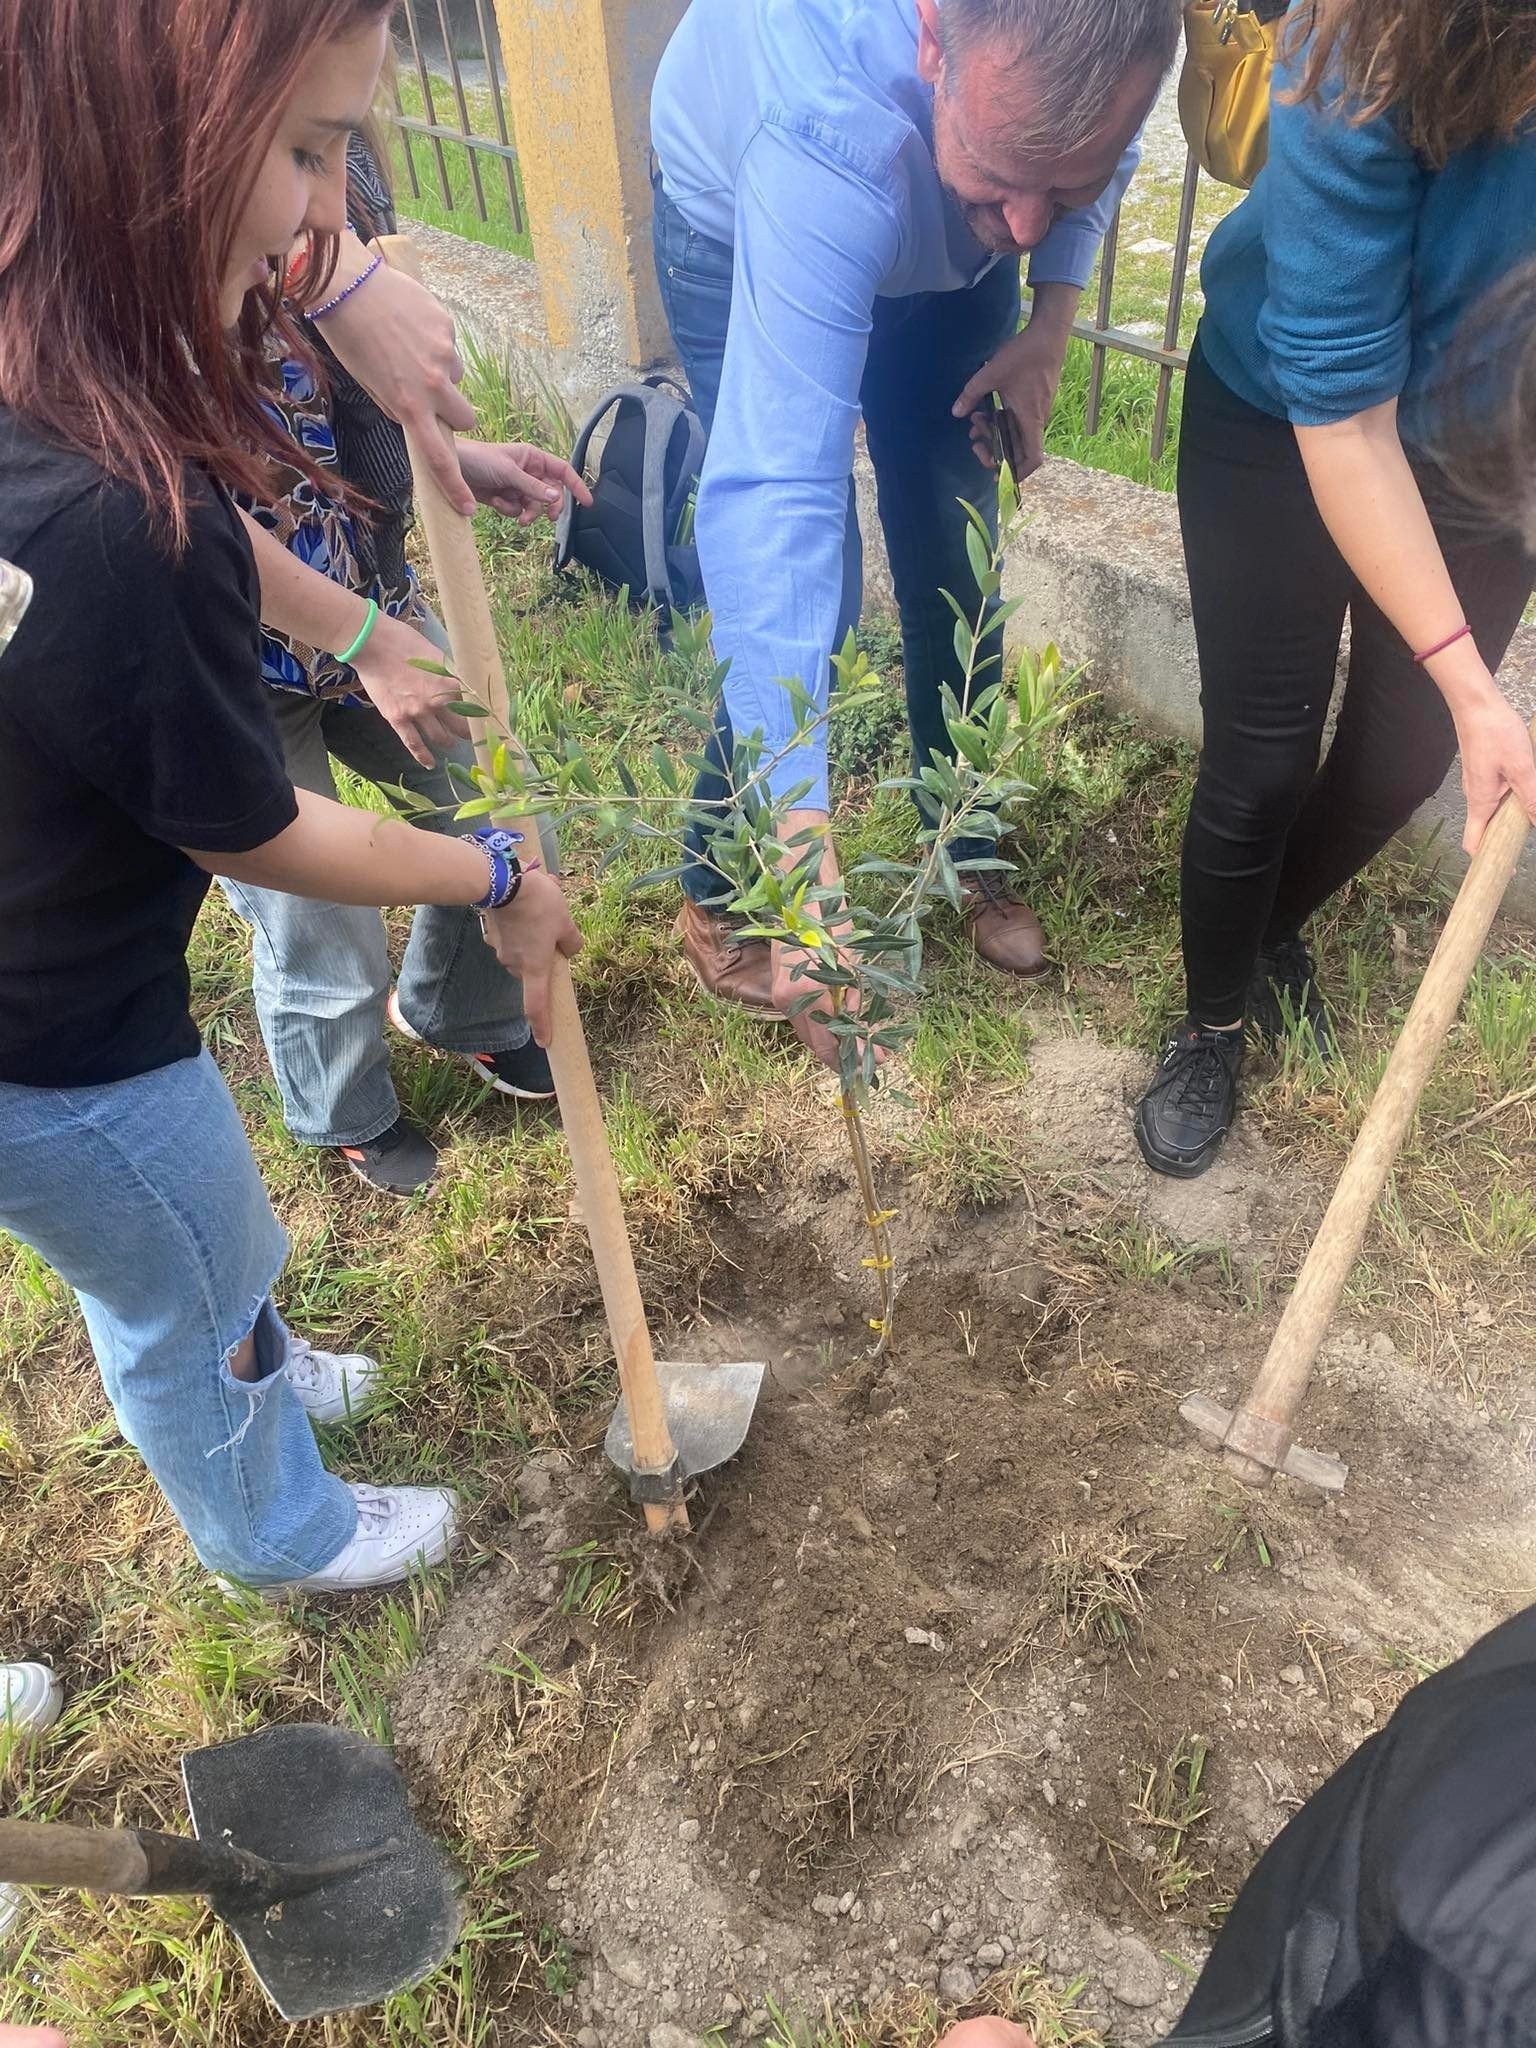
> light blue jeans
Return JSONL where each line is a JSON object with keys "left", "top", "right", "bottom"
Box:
{"left": 0, "top": 1050, "right": 357, "bottom": 1582}
{"left": 222, "top": 676, "right": 534, "bottom": 1148}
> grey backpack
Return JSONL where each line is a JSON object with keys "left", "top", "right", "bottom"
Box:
{"left": 553, "top": 375, "right": 706, "bottom": 624}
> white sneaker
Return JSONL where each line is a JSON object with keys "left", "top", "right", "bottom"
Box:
{"left": 282, "top": 1483, "right": 459, "bottom": 1595}
{"left": 1, "top": 1663, "right": 64, "bottom": 1950}
{"left": 285, "top": 1336, "right": 382, "bottom": 1427}
{"left": 1, "top": 1662, "right": 63, "bottom": 1741}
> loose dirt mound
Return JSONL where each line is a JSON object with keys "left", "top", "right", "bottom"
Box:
{"left": 392, "top": 1033, "right": 1536, "bottom": 2046}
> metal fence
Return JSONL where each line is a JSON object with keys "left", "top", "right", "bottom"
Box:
{"left": 1075, "top": 152, "right": 1207, "bottom": 466}
{"left": 389, "top": 0, "right": 525, "bottom": 237}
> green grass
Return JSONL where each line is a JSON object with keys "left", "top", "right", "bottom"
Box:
{"left": 3, "top": 347, "right": 1534, "bottom": 2045}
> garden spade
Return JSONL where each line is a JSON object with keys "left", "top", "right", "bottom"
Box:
{"left": 376, "top": 235, "right": 765, "bottom": 1533}
{"left": 0, "top": 1724, "right": 462, "bottom": 2021}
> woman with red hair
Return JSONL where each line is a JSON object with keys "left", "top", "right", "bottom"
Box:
{"left": 0, "top": 0, "right": 580, "bottom": 1592}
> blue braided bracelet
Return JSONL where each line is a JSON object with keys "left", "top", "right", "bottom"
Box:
{"left": 464, "top": 826, "right": 525, "bottom": 911}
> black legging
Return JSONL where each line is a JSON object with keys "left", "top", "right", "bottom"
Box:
{"left": 1177, "top": 338, "right": 1535, "bottom": 1024}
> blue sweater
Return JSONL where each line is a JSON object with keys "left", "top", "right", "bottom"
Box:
{"left": 1200, "top": 43, "right": 1536, "bottom": 449}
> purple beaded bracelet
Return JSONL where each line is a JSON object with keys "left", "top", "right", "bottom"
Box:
{"left": 309, "top": 250, "right": 382, "bottom": 321}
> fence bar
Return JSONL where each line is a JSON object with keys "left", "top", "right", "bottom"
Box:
{"left": 391, "top": 114, "right": 522, "bottom": 168}
{"left": 431, "top": 0, "right": 490, "bottom": 222}
{"left": 398, "top": 0, "right": 455, "bottom": 210}
{"left": 473, "top": 0, "right": 526, "bottom": 235}
{"left": 1084, "top": 206, "right": 1121, "bottom": 439}
{"left": 1151, "top": 150, "right": 1204, "bottom": 464}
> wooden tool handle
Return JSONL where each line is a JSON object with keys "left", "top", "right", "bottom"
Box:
{"left": 1226, "top": 728, "right": 1536, "bottom": 1479}
{"left": 376, "top": 236, "right": 685, "bottom": 1531}
{"left": 0, "top": 1819, "right": 266, "bottom": 1899}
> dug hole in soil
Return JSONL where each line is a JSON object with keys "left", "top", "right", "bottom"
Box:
{"left": 393, "top": 1031, "right": 1536, "bottom": 2046}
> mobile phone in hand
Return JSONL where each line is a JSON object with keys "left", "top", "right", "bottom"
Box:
{"left": 991, "top": 395, "right": 1024, "bottom": 479}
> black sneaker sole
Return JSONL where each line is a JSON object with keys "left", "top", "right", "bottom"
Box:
{"left": 339, "top": 1152, "right": 437, "bottom": 1198}
{"left": 467, "top": 1056, "right": 558, "bottom": 1102}
{"left": 1133, "top": 1102, "right": 1228, "bottom": 1180}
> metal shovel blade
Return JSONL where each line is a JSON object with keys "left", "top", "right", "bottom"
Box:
{"left": 604, "top": 1359, "right": 766, "bottom": 1481}
{"left": 182, "top": 1724, "right": 462, "bottom": 2021}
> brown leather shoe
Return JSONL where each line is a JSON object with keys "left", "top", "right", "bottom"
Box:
{"left": 960, "top": 871, "right": 1051, "bottom": 978}
{"left": 675, "top": 899, "right": 777, "bottom": 1012}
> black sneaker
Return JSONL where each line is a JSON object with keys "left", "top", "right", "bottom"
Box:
{"left": 387, "top": 991, "right": 556, "bottom": 1101}
{"left": 469, "top": 1038, "right": 556, "bottom": 1101}
{"left": 1135, "top": 1021, "right": 1245, "bottom": 1180}
{"left": 338, "top": 1116, "right": 439, "bottom": 1196}
{"left": 1247, "top": 938, "right": 1334, "bottom": 1058}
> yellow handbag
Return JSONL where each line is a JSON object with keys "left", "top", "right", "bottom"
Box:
{"left": 1178, "top": 0, "right": 1286, "bottom": 190}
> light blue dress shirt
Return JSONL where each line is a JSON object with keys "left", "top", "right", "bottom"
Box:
{"left": 651, "top": 0, "right": 1139, "bottom": 807}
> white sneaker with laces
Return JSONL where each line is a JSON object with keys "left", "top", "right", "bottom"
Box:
{"left": 278, "top": 1483, "right": 459, "bottom": 1595}
{"left": 1, "top": 1662, "right": 64, "bottom": 1948}
{"left": 284, "top": 1336, "right": 382, "bottom": 1427}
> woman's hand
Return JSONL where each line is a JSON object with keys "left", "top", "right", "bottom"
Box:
{"left": 351, "top": 611, "right": 473, "bottom": 769}
{"left": 458, "top": 442, "right": 593, "bottom": 526}
{"left": 481, "top": 870, "right": 583, "bottom": 1045}
{"left": 1452, "top": 688, "right": 1536, "bottom": 853}
{"left": 312, "top": 235, "right": 477, "bottom": 515}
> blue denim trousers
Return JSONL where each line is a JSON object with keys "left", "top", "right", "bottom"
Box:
{"left": 0, "top": 1050, "right": 357, "bottom": 1582}
{"left": 222, "top": 670, "right": 534, "bottom": 1148}
{"left": 651, "top": 179, "right": 1021, "bottom": 902}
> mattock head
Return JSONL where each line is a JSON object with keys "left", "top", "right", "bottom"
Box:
{"left": 1180, "top": 1394, "right": 1349, "bottom": 1495}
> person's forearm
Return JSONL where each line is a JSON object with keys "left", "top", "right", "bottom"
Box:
{"left": 188, "top": 789, "right": 491, "bottom": 907}
{"left": 1294, "top": 406, "right": 1503, "bottom": 714}
{"left": 238, "top": 510, "right": 369, "bottom": 659}
{"left": 1022, "top": 281, "right": 1080, "bottom": 344}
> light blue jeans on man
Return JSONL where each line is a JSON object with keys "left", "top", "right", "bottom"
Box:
{"left": 0, "top": 1050, "right": 357, "bottom": 1582}
{"left": 221, "top": 678, "right": 535, "bottom": 1149}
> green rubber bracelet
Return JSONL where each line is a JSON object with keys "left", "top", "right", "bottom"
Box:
{"left": 335, "top": 598, "right": 380, "bottom": 666}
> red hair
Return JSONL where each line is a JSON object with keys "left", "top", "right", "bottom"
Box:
{"left": 0, "top": 0, "right": 391, "bottom": 542}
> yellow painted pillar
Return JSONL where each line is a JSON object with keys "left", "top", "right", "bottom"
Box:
{"left": 495, "top": 0, "right": 686, "bottom": 381}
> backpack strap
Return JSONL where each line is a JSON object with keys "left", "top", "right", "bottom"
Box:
{"left": 633, "top": 383, "right": 694, "bottom": 607}
{"left": 553, "top": 387, "right": 630, "bottom": 572}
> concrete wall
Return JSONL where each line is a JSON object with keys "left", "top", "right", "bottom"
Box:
{"left": 415, "top": 233, "right": 1536, "bottom": 920}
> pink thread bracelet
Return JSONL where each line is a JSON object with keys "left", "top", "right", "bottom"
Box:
{"left": 1413, "top": 623, "right": 1472, "bottom": 665}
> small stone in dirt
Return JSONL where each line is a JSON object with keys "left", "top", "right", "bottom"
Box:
{"left": 905, "top": 1626, "right": 946, "bottom": 1651}
{"left": 1107, "top": 1933, "right": 1169, "bottom": 2009}
{"left": 1042, "top": 1780, "right": 1058, "bottom": 1807}
{"left": 939, "top": 1964, "right": 978, "bottom": 2004}
{"left": 839, "top": 1890, "right": 857, "bottom": 1915}
{"left": 1068, "top": 1699, "right": 1089, "bottom": 1716}
{"left": 976, "top": 1942, "right": 1006, "bottom": 1968}
{"left": 1369, "top": 1331, "right": 1398, "bottom": 1361}
{"left": 747, "top": 1867, "right": 761, "bottom": 1886}
{"left": 1350, "top": 1695, "right": 1377, "bottom": 1724}
{"left": 1279, "top": 1664, "right": 1305, "bottom": 1686}
{"left": 650, "top": 2028, "right": 708, "bottom": 2048}
{"left": 813, "top": 1893, "right": 842, "bottom": 1919}
{"left": 602, "top": 1944, "right": 651, "bottom": 1992}
{"left": 678, "top": 1818, "right": 701, "bottom": 1843}
{"left": 577, "top": 2031, "right": 601, "bottom": 2048}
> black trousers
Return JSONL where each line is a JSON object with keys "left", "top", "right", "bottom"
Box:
{"left": 1176, "top": 339, "right": 1535, "bottom": 1024}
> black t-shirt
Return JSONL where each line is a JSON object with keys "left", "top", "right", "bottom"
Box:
{"left": 0, "top": 410, "right": 299, "bottom": 1086}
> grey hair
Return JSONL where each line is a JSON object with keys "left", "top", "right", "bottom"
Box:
{"left": 938, "top": 0, "right": 1182, "bottom": 152}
